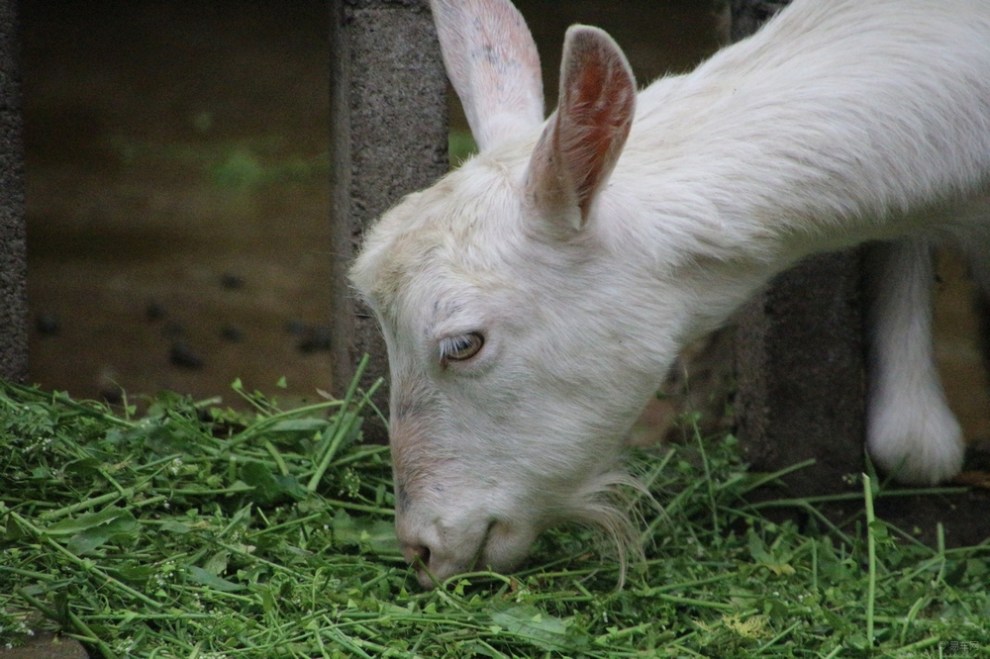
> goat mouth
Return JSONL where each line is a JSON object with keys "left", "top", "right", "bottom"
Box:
{"left": 410, "top": 519, "right": 501, "bottom": 589}
{"left": 472, "top": 518, "right": 543, "bottom": 576}
{"left": 471, "top": 520, "right": 499, "bottom": 571}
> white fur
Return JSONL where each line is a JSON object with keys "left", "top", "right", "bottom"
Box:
{"left": 351, "top": 0, "right": 990, "bottom": 587}
{"left": 866, "top": 239, "right": 965, "bottom": 484}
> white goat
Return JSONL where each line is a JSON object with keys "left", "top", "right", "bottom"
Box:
{"left": 351, "top": 0, "right": 990, "bottom": 588}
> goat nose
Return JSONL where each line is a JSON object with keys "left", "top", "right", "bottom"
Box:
{"left": 402, "top": 542, "right": 436, "bottom": 587}
{"left": 403, "top": 542, "right": 431, "bottom": 568}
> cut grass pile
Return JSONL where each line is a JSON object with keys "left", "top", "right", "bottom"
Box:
{"left": 1, "top": 376, "right": 989, "bottom": 658}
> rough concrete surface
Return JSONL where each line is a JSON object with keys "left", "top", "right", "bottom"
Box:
{"left": 23, "top": 1, "right": 336, "bottom": 405}
{"left": 735, "top": 251, "right": 867, "bottom": 496}
{"left": 728, "top": 0, "right": 790, "bottom": 42}
{"left": 328, "top": 0, "right": 448, "bottom": 437}
{"left": 0, "top": 633, "right": 88, "bottom": 659}
{"left": 0, "top": 0, "right": 28, "bottom": 383}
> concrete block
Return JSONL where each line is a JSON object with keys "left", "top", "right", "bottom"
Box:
{"left": 0, "top": 0, "right": 27, "bottom": 383}
{"left": 728, "top": 0, "right": 791, "bottom": 42}
{"left": 734, "top": 252, "right": 867, "bottom": 496}
{"left": 328, "top": 0, "right": 448, "bottom": 436}
{"left": 0, "top": 632, "right": 88, "bottom": 659}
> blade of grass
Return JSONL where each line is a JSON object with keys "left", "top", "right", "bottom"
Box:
{"left": 306, "top": 355, "right": 381, "bottom": 492}
{"left": 38, "top": 489, "right": 135, "bottom": 521}
{"left": 690, "top": 416, "right": 720, "bottom": 536}
{"left": 863, "top": 473, "right": 877, "bottom": 649}
{"left": 8, "top": 510, "right": 163, "bottom": 610}
{"left": 68, "top": 610, "right": 120, "bottom": 659}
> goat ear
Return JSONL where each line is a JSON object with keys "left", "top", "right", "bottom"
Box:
{"left": 525, "top": 25, "right": 636, "bottom": 232}
{"left": 430, "top": 0, "right": 544, "bottom": 152}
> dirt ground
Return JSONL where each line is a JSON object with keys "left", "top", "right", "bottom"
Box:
{"left": 23, "top": 1, "right": 336, "bottom": 406}
{"left": 20, "top": 1, "right": 990, "bottom": 442}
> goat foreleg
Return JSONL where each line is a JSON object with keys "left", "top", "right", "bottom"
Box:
{"left": 866, "top": 239, "right": 965, "bottom": 485}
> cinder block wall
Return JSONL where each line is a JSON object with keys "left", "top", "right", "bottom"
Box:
{"left": 328, "top": 0, "right": 449, "bottom": 435}
{"left": 735, "top": 253, "right": 866, "bottom": 494}
{"left": 0, "top": 0, "right": 27, "bottom": 383}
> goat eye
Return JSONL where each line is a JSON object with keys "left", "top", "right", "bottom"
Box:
{"left": 440, "top": 332, "right": 484, "bottom": 363}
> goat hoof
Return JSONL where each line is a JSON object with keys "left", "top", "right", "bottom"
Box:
{"left": 867, "top": 398, "right": 965, "bottom": 485}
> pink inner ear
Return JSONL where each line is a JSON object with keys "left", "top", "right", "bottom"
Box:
{"left": 557, "top": 31, "right": 635, "bottom": 217}
{"left": 524, "top": 26, "right": 635, "bottom": 230}
{"left": 571, "top": 59, "right": 633, "bottom": 214}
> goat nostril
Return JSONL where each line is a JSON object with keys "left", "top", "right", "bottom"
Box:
{"left": 405, "top": 543, "right": 431, "bottom": 569}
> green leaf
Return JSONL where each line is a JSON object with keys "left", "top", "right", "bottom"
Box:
{"left": 187, "top": 566, "right": 245, "bottom": 592}
{"left": 160, "top": 520, "right": 192, "bottom": 534}
{"left": 239, "top": 462, "right": 305, "bottom": 504}
{"left": 746, "top": 528, "right": 795, "bottom": 576}
{"left": 115, "top": 564, "right": 156, "bottom": 582}
{"left": 45, "top": 508, "right": 140, "bottom": 555}
{"left": 489, "top": 605, "right": 578, "bottom": 652}
{"left": 268, "top": 418, "right": 328, "bottom": 433}
{"left": 46, "top": 508, "right": 136, "bottom": 538}
{"left": 331, "top": 510, "right": 399, "bottom": 554}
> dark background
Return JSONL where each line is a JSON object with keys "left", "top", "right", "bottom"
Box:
{"left": 19, "top": 1, "right": 990, "bottom": 444}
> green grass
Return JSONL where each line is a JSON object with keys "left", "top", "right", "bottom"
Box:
{"left": 449, "top": 129, "right": 477, "bottom": 167}
{"left": 1, "top": 375, "right": 989, "bottom": 657}
{"left": 112, "top": 126, "right": 474, "bottom": 194}
{"left": 112, "top": 132, "right": 330, "bottom": 192}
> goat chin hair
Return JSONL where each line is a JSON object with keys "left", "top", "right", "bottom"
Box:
{"left": 563, "top": 469, "right": 659, "bottom": 588}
